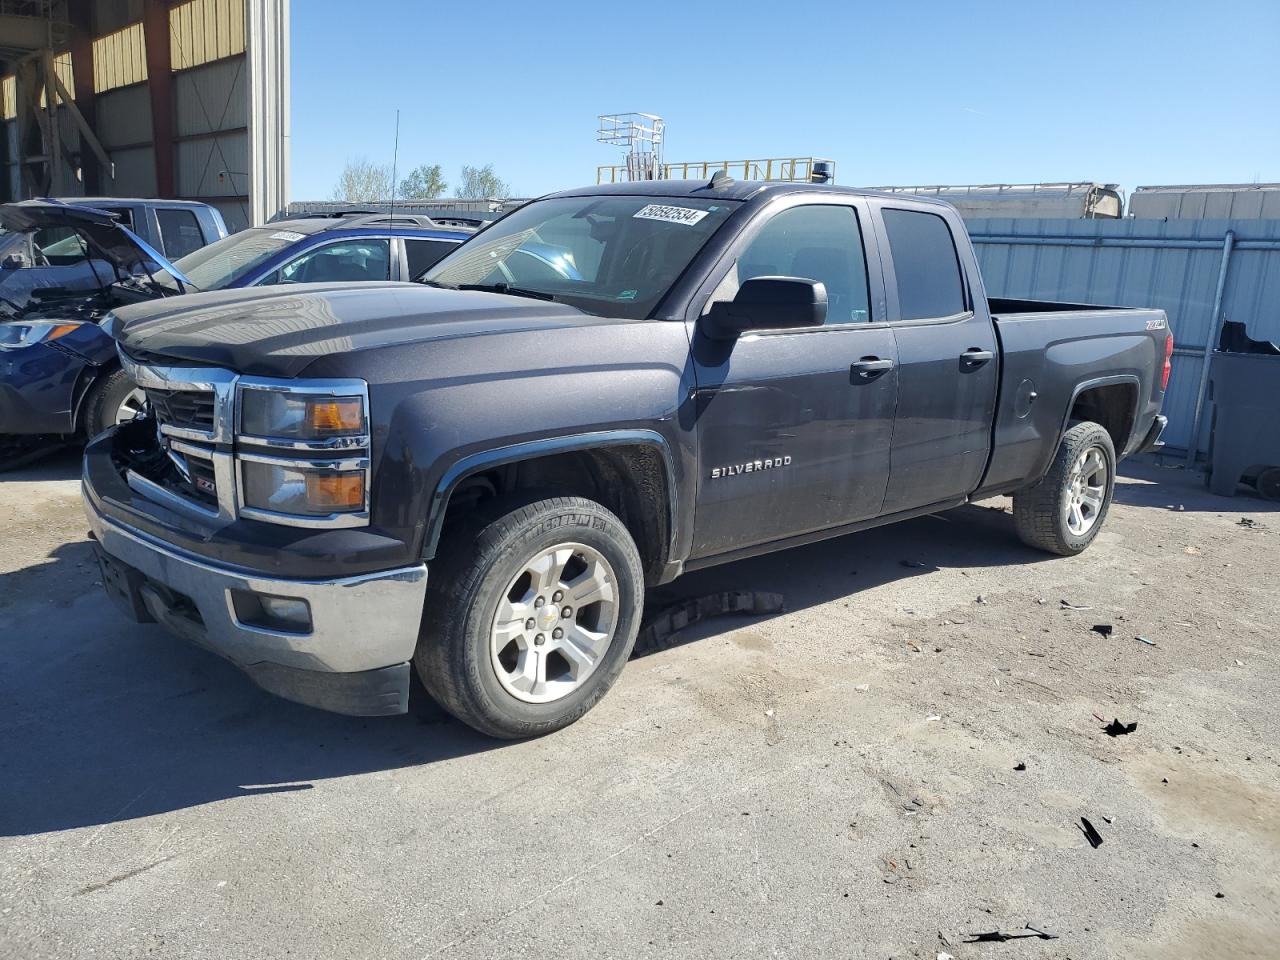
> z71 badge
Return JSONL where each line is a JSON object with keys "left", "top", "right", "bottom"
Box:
{"left": 711, "top": 456, "right": 792, "bottom": 479}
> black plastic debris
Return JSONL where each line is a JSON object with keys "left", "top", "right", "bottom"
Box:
{"left": 1092, "top": 624, "right": 1114, "bottom": 638}
{"left": 1104, "top": 718, "right": 1138, "bottom": 737}
{"left": 900, "top": 559, "right": 927, "bottom": 569}
{"left": 966, "top": 926, "right": 1059, "bottom": 944}
{"left": 1013, "top": 762, "right": 1027, "bottom": 772}
{"left": 1079, "top": 817, "right": 1104, "bottom": 849}
{"left": 1238, "top": 518, "right": 1258, "bottom": 528}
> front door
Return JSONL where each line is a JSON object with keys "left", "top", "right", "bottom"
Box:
{"left": 689, "top": 200, "right": 898, "bottom": 558}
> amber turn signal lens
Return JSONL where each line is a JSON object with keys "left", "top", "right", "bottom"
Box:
{"left": 306, "top": 398, "right": 363, "bottom": 435}
{"left": 48, "top": 324, "right": 81, "bottom": 340}
{"left": 305, "top": 472, "right": 365, "bottom": 510}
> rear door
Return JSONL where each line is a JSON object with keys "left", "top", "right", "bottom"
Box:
{"left": 870, "top": 202, "right": 999, "bottom": 513}
{"left": 688, "top": 196, "right": 898, "bottom": 557}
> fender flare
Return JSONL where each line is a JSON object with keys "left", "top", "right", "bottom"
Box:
{"left": 422, "top": 428, "right": 681, "bottom": 561}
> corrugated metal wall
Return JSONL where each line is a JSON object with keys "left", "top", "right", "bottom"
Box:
{"left": 969, "top": 217, "right": 1280, "bottom": 456}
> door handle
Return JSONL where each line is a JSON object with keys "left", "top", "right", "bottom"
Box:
{"left": 961, "top": 348, "right": 995, "bottom": 367}
{"left": 851, "top": 357, "right": 894, "bottom": 380}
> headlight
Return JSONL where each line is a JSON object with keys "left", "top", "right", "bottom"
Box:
{"left": 0, "top": 320, "right": 84, "bottom": 350}
{"left": 240, "top": 388, "right": 366, "bottom": 439}
{"left": 233, "top": 378, "right": 372, "bottom": 528}
{"left": 240, "top": 457, "right": 367, "bottom": 517}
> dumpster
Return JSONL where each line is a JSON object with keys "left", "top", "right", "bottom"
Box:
{"left": 1208, "top": 322, "right": 1280, "bottom": 500}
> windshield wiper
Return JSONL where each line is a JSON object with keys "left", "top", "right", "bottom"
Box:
{"left": 456, "top": 282, "right": 555, "bottom": 302}
{"left": 418, "top": 279, "right": 457, "bottom": 290}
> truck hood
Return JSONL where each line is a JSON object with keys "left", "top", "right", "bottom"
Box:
{"left": 0, "top": 199, "right": 195, "bottom": 292}
{"left": 106, "top": 282, "right": 613, "bottom": 378}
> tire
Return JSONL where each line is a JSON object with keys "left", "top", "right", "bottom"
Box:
{"left": 84, "top": 367, "right": 146, "bottom": 439}
{"left": 414, "top": 496, "right": 645, "bottom": 739}
{"left": 1258, "top": 467, "right": 1280, "bottom": 502}
{"left": 1013, "top": 421, "right": 1117, "bottom": 556}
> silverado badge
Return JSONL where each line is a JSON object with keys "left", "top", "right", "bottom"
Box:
{"left": 711, "top": 456, "right": 792, "bottom": 479}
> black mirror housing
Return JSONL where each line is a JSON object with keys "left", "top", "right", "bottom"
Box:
{"left": 705, "top": 276, "right": 827, "bottom": 339}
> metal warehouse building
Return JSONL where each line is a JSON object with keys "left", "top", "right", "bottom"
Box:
{"left": 1, "top": 0, "right": 288, "bottom": 231}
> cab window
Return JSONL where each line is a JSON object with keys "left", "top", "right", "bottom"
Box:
{"left": 712, "top": 205, "right": 872, "bottom": 324}
{"left": 275, "top": 239, "right": 391, "bottom": 284}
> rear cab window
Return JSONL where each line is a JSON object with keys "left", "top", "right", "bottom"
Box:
{"left": 405, "top": 238, "right": 459, "bottom": 278}
{"left": 881, "top": 208, "right": 967, "bottom": 320}
{"left": 156, "top": 208, "right": 206, "bottom": 259}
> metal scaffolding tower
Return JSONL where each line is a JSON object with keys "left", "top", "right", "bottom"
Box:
{"left": 596, "top": 112, "right": 665, "bottom": 182}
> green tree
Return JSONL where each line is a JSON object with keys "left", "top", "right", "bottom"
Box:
{"left": 399, "top": 164, "right": 448, "bottom": 200}
{"left": 457, "top": 164, "right": 512, "bottom": 200}
{"left": 331, "top": 156, "right": 393, "bottom": 202}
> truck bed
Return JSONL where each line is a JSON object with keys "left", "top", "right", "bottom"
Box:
{"left": 976, "top": 298, "right": 1169, "bottom": 497}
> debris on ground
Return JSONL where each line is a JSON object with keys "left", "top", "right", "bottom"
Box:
{"left": 975, "top": 595, "right": 988, "bottom": 604}
{"left": 1184, "top": 545, "right": 1202, "bottom": 555}
{"left": 901, "top": 559, "right": 928, "bottom": 569}
{"left": 1079, "top": 816, "right": 1105, "bottom": 848}
{"left": 1136, "top": 635, "right": 1157, "bottom": 646}
{"left": 966, "top": 925, "right": 1059, "bottom": 943}
{"left": 633, "top": 591, "right": 786, "bottom": 655}
{"left": 1013, "top": 762, "right": 1027, "bottom": 771}
{"left": 1060, "top": 600, "right": 1093, "bottom": 610}
{"left": 1092, "top": 624, "right": 1114, "bottom": 638}
{"left": 1103, "top": 718, "right": 1139, "bottom": 737}
{"left": 1237, "top": 518, "right": 1257, "bottom": 528}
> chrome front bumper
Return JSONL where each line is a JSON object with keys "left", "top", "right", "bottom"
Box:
{"left": 83, "top": 486, "right": 428, "bottom": 716}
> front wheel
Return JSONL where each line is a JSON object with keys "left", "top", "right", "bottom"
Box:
{"left": 415, "top": 496, "right": 644, "bottom": 738}
{"left": 1013, "top": 421, "right": 1117, "bottom": 556}
{"left": 84, "top": 367, "right": 146, "bottom": 439}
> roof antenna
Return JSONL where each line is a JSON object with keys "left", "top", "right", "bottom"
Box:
{"left": 708, "top": 169, "right": 732, "bottom": 189}
{"left": 388, "top": 109, "right": 400, "bottom": 231}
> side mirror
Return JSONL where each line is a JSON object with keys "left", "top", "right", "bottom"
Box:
{"left": 2, "top": 253, "right": 27, "bottom": 270}
{"left": 704, "top": 276, "right": 827, "bottom": 339}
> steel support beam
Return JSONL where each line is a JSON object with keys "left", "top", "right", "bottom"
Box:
{"left": 67, "top": 0, "right": 101, "bottom": 193}
{"left": 143, "top": 0, "right": 175, "bottom": 197}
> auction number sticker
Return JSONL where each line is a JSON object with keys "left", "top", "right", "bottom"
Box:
{"left": 270, "top": 230, "right": 306, "bottom": 242}
{"left": 633, "top": 204, "right": 709, "bottom": 226}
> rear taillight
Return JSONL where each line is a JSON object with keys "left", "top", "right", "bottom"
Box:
{"left": 1162, "top": 332, "right": 1174, "bottom": 390}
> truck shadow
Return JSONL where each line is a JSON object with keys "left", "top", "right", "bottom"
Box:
{"left": 0, "top": 498, "right": 1048, "bottom": 838}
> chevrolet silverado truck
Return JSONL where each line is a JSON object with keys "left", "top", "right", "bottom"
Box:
{"left": 82, "top": 179, "right": 1172, "bottom": 738}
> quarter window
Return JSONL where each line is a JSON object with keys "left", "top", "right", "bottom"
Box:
{"left": 725, "top": 205, "right": 871, "bottom": 324}
{"left": 882, "top": 209, "right": 966, "bottom": 321}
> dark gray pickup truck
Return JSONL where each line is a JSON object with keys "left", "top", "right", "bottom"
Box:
{"left": 82, "top": 179, "right": 1172, "bottom": 737}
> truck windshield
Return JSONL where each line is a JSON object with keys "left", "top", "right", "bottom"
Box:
{"left": 155, "top": 227, "right": 302, "bottom": 291}
{"left": 421, "top": 195, "right": 740, "bottom": 319}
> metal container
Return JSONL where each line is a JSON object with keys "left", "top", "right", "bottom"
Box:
{"left": 1207, "top": 351, "right": 1280, "bottom": 497}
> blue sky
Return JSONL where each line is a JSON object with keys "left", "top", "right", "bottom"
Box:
{"left": 290, "top": 0, "right": 1280, "bottom": 201}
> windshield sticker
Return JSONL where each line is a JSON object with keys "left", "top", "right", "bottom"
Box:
{"left": 270, "top": 231, "right": 305, "bottom": 242}
{"left": 633, "top": 204, "right": 710, "bottom": 227}
{"left": 617, "top": 289, "right": 638, "bottom": 301}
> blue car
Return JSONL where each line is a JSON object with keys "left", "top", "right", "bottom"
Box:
{"left": 0, "top": 202, "right": 472, "bottom": 459}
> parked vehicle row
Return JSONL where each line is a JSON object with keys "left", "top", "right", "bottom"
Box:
{"left": 81, "top": 178, "right": 1171, "bottom": 737}
{"left": 0, "top": 200, "right": 471, "bottom": 459}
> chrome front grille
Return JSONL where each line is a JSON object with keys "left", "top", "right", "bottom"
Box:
{"left": 116, "top": 345, "right": 371, "bottom": 530}
{"left": 144, "top": 387, "right": 217, "bottom": 435}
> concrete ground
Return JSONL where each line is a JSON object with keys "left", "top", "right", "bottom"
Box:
{"left": 1, "top": 452, "right": 1277, "bottom": 960}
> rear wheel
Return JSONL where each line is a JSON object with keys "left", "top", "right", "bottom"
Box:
{"left": 1013, "top": 421, "right": 1116, "bottom": 556}
{"left": 1257, "top": 467, "right": 1280, "bottom": 502}
{"left": 84, "top": 367, "right": 145, "bottom": 438}
{"left": 415, "top": 496, "right": 644, "bottom": 738}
